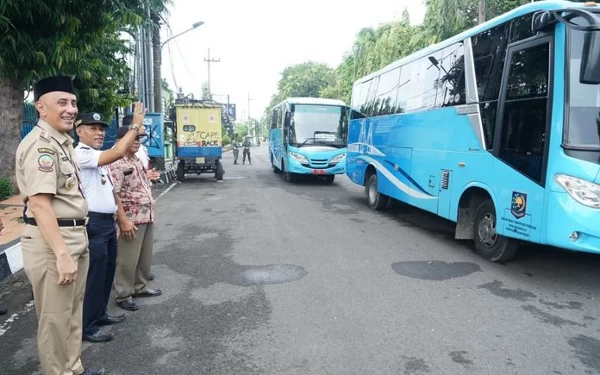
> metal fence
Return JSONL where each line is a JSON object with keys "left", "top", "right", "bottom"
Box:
{"left": 21, "top": 102, "right": 37, "bottom": 139}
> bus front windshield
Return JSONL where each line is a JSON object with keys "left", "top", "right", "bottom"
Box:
{"left": 567, "top": 27, "right": 600, "bottom": 149}
{"left": 290, "top": 105, "right": 347, "bottom": 147}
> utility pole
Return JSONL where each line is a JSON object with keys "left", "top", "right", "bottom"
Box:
{"left": 152, "top": 10, "right": 162, "bottom": 114}
{"left": 247, "top": 92, "right": 254, "bottom": 122}
{"left": 143, "top": 0, "right": 154, "bottom": 112}
{"left": 204, "top": 48, "right": 220, "bottom": 99}
{"left": 247, "top": 92, "right": 255, "bottom": 139}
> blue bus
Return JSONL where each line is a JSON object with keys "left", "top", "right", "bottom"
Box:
{"left": 346, "top": 1, "right": 600, "bottom": 262}
{"left": 269, "top": 97, "right": 350, "bottom": 183}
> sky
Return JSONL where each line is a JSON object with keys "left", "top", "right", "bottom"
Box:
{"left": 161, "top": 0, "right": 426, "bottom": 121}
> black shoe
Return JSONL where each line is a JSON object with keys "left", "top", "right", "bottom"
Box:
{"left": 117, "top": 299, "right": 139, "bottom": 311}
{"left": 97, "top": 314, "right": 125, "bottom": 326}
{"left": 133, "top": 288, "right": 162, "bottom": 298}
{"left": 83, "top": 330, "right": 113, "bottom": 343}
{"left": 148, "top": 273, "right": 155, "bottom": 281}
{"left": 81, "top": 367, "right": 105, "bottom": 375}
{"left": 133, "top": 289, "right": 162, "bottom": 298}
{"left": 0, "top": 307, "right": 6, "bottom": 315}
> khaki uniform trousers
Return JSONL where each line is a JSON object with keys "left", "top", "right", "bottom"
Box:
{"left": 114, "top": 223, "right": 154, "bottom": 302}
{"left": 21, "top": 225, "right": 89, "bottom": 375}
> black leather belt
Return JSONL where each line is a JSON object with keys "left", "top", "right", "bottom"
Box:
{"left": 25, "top": 217, "right": 88, "bottom": 227}
{"left": 88, "top": 212, "right": 116, "bottom": 219}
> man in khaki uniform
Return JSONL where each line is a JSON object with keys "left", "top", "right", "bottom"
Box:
{"left": 16, "top": 76, "right": 104, "bottom": 375}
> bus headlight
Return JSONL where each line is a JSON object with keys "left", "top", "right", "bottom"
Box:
{"left": 330, "top": 153, "right": 346, "bottom": 165}
{"left": 290, "top": 152, "right": 309, "bottom": 165}
{"left": 556, "top": 174, "right": 600, "bottom": 209}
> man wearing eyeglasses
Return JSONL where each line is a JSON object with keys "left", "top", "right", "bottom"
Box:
{"left": 74, "top": 105, "right": 146, "bottom": 343}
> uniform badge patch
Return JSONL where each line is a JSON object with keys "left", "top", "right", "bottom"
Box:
{"left": 38, "top": 154, "right": 54, "bottom": 172}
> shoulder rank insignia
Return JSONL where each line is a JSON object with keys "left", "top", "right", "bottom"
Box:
{"left": 39, "top": 131, "right": 51, "bottom": 143}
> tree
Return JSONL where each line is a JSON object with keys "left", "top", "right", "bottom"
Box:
{"left": 0, "top": 0, "right": 149, "bottom": 186}
{"left": 201, "top": 82, "right": 212, "bottom": 100}
{"left": 267, "top": 61, "right": 336, "bottom": 111}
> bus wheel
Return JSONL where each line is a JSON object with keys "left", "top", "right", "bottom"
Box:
{"left": 215, "top": 160, "right": 224, "bottom": 181}
{"left": 473, "top": 199, "right": 518, "bottom": 262}
{"left": 324, "top": 175, "right": 335, "bottom": 183}
{"left": 366, "top": 173, "right": 389, "bottom": 210}
{"left": 283, "top": 160, "right": 295, "bottom": 182}
{"left": 176, "top": 163, "right": 185, "bottom": 183}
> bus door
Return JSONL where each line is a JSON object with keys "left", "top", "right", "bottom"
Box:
{"left": 493, "top": 35, "right": 553, "bottom": 243}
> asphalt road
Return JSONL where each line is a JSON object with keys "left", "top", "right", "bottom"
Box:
{"left": 2, "top": 145, "right": 600, "bottom": 375}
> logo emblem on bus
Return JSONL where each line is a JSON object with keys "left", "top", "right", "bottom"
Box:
{"left": 511, "top": 191, "right": 527, "bottom": 219}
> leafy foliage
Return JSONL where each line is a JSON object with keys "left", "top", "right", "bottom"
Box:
{"left": 0, "top": 177, "right": 14, "bottom": 200}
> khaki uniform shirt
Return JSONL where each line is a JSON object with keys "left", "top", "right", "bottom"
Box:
{"left": 16, "top": 120, "right": 88, "bottom": 219}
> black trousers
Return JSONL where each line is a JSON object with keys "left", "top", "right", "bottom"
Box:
{"left": 82, "top": 213, "right": 117, "bottom": 335}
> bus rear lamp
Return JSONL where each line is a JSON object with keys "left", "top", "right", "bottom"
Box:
{"left": 570, "top": 232, "right": 580, "bottom": 242}
{"left": 584, "top": 2, "right": 597, "bottom": 7}
{"left": 555, "top": 174, "right": 600, "bottom": 209}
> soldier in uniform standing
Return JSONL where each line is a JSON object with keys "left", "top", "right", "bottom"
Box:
{"left": 16, "top": 76, "right": 104, "bottom": 375}
{"left": 242, "top": 137, "right": 252, "bottom": 165}
{"left": 74, "top": 105, "right": 146, "bottom": 343}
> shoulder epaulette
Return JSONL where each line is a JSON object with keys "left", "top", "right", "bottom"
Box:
{"left": 38, "top": 131, "right": 51, "bottom": 143}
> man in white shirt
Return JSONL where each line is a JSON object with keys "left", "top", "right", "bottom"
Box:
{"left": 74, "top": 104, "right": 146, "bottom": 343}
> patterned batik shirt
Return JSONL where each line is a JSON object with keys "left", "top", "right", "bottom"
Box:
{"left": 109, "top": 154, "right": 155, "bottom": 225}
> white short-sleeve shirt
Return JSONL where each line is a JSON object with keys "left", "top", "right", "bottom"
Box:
{"left": 136, "top": 144, "right": 150, "bottom": 169}
{"left": 75, "top": 144, "right": 118, "bottom": 214}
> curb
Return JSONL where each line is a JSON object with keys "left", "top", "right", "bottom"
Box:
{"left": 0, "top": 240, "right": 23, "bottom": 285}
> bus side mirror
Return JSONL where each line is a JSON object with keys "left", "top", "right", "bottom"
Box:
{"left": 580, "top": 31, "right": 600, "bottom": 84}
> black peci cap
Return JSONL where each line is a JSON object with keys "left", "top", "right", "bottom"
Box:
{"left": 33, "top": 75, "right": 76, "bottom": 101}
{"left": 75, "top": 112, "right": 108, "bottom": 128}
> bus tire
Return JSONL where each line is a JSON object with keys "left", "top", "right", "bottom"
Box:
{"left": 283, "top": 160, "right": 296, "bottom": 182}
{"left": 176, "top": 163, "right": 185, "bottom": 183}
{"left": 473, "top": 199, "right": 518, "bottom": 262}
{"left": 325, "top": 175, "right": 335, "bottom": 183}
{"left": 366, "top": 173, "right": 389, "bottom": 210}
{"left": 215, "top": 160, "right": 224, "bottom": 181}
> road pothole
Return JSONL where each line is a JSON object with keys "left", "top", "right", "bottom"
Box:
{"left": 232, "top": 264, "right": 308, "bottom": 286}
{"left": 392, "top": 260, "right": 481, "bottom": 281}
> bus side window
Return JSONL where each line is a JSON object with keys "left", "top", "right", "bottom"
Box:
{"left": 373, "top": 67, "right": 401, "bottom": 116}
{"left": 499, "top": 42, "right": 550, "bottom": 184}
{"left": 438, "top": 42, "right": 466, "bottom": 108}
{"left": 472, "top": 22, "right": 510, "bottom": 149}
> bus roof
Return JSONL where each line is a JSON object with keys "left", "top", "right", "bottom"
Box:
{"left": 354, "top": 0, "right": 592, "bottom": 86}
{"left": 273, "top": 97, "right": 347, "bottom": 108}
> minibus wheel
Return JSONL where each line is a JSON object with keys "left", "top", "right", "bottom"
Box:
{"left": 473, "top": 199, "right": 518, "bottom": 262}
{"left": 366, "top": 173, "right": 389, "bottom": 210}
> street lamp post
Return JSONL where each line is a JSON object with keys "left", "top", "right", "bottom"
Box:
{"left": 153, "top": 21, "right": 204, "bottom": 114}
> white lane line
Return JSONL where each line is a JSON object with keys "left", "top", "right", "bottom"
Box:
{"left": 155, "top": 182, "right": 178, "bottom": 202}
{"left": 0, "top": 300, "right": 35, "bottom": 336}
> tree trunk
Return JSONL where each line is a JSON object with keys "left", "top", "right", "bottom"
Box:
{"left": 478, "top": 0, "right": 486, "bottom": 25}
{"left": 0, "top": 78, "right": 24, "bottom": 192}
